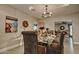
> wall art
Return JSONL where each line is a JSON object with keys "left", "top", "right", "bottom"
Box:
{"left": 5, "top": 16, "right": 18, "bottom": 33}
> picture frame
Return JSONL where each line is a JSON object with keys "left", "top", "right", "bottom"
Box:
{"left": 60, "top": 26, "right": 65, "bottom": 30}
{"left": 22, "top": 20, "right": 28, "bottom": 28}
{"left": 5, "top": 16, "right": 18, "bottom": 33}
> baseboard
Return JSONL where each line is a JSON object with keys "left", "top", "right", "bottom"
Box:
{"left": 0, "top": 43, "right": 23, "bottom": 53}
{"left": 73, "top": 42, "right": 79, "bottom": 45}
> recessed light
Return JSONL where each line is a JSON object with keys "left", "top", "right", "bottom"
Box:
{"left": 29, "top": 6, "right": 35, "bottom": 11}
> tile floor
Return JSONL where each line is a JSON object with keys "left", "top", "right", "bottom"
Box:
{"left": 1, "top": 45, "right": 24, "bottom": 54}
{"left": 73, "top": 44, "right": 79, "bottom": 54}
{"left": 1, "top": 44, "right": 79, "bottom": 54}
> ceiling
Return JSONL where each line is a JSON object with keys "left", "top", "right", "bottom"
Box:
{"left": 9, "top": 4, "right": 79, "bottom": 19}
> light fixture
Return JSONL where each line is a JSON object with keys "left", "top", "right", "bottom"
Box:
{"left": 29, "top": 6, "right": 35, "bottom": 11}
{"left": 42, "top": 5, "right": 52, "bottom": 18}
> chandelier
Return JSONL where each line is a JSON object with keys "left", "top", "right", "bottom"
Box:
{"left": 42, "top": 5, "right": 52, "bottom": 18}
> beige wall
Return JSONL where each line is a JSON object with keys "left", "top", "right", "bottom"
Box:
{"left": 44, "top": 13, "right": 79, "bottom": 43}
{"left": 0, "top": 5, "right": 36, "bottom": 51}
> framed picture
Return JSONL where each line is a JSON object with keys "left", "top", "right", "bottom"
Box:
{"left": 22, "top": 20, "right": 28, "bottom": 28}
{"left": 5, "top": 16, "right": 18, "bottom": 33}
{"left": 60, "top": 26, "right": 65, "bottom": 30}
